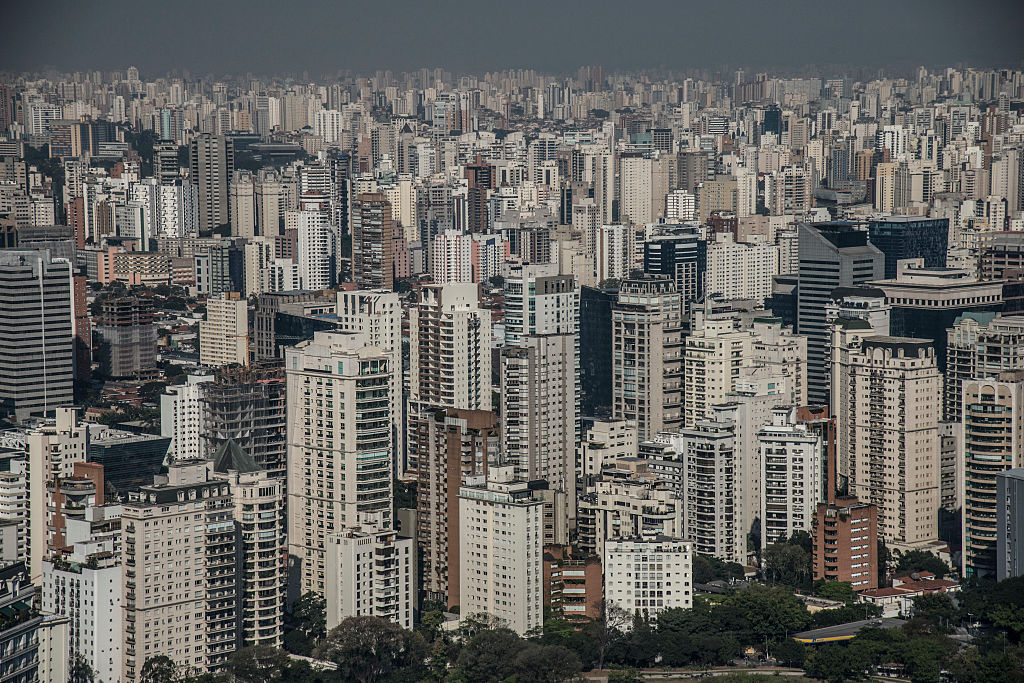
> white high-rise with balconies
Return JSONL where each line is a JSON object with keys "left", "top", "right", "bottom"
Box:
{"left": 759, "top": 406, "right": 824, "bottom": 551}
{"left": 459, "top": 467, "right": 543, "bottom": 635}
{"left": 285, "top": 332, "right": 394, "bottom": 596}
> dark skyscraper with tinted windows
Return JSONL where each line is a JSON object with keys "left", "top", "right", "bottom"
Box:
{"left": 867, "top": 217, "right": 949, "bottom": 279}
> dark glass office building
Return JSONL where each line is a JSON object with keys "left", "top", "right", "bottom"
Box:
{"left": 580, "top": 286, "right": 616, "bottom": 416}
{"left": 643, "top": 229, "right": 706, "bottom": 313}
{"left": 867, "top": 217, "right": 949, "bottom": 279}
{"left": 87, "top": 433, "right": 170, "bottom": 495}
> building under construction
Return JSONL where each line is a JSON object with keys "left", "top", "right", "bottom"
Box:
{"left": 201, "top": 362, "right": 287, "bottom": 479}
{"left": 93, "top": 296, "right": 157, "bottom": 379}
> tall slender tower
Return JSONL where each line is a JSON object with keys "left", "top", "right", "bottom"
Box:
{"left": 612, "top": 275, "right": 684, "bottom": 440}
{"left": 352, "top": 192, "right": 395, "bottom": 290}
{"left": 285, "top": 332, "right": 393, "bottom": 597}
{"left": 189, "top": 133, "right": 234, "bottom": 232}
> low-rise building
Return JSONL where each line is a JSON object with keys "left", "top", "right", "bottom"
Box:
{"left": 604, "top": 536, "right": 693, "bottom": 618}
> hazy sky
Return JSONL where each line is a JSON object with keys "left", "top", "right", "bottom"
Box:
{"left": 3, "top": 0, "right": 1022, "bottom": 77}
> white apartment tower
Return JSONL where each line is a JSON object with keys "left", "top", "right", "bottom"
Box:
{"left": 604, "top": 537, "right": 693, "bottom": 618}
{"left": 677, "top": 420, "right": 745, "bottom": 563}
{"left": 459, "top": 468, "right": 543, "bottom": 635}
{"left": 285, "top": 332, "right": 393, "bottom": 596}
{"left": 325, "top": 516, "right": 414, "bottom": 630}
{"left": 336, "top": 290, "right": 405, "bottom": 476}
{"left": 682, "top": 311, "right": 752, "bottom": 428}
{"left": 758, "top": 406, "right": 824, "bottom": 551}
{"left": 160, "top": 374, "right": 214, "bottom": 460}
{"left": 409, "top": 284, "right": 491, "bottom": 411}
{"left": 843, "top": 337, "right": 941, "bottom": 549}
{"left": 706, "top": 233, "right": 779, "bottom": 303}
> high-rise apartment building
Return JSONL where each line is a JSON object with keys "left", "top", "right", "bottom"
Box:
{"left": 706, "top": 233, "right": 779, "bottom": 303}
{"left": 946, "top": 315, "right": 1024, "bottom": 423}
{"left": 612, "top": 276, "right": 684, "bottom": 440}
{"left": 121, "top": 450, "right": 285, "bottom": 682}
{"left": 459, "top": 468, "right": 543, "bottom": 635}
{"left": 759, "top": 406, "right": 824, "bottom": 551}
{"left": 408, "top": 284, "right": 492, "bottom": 446}
{"left": 352, "top": 192, "right": 396, "bottom": 290}
{"left": 0, "top": 250, "right": 75, "bottom": 420}
{"left": 293, "top": 194, "right": 336, "bottom": 290}
{"left": 682, "top": 311, "right": 753, "bottom": 428}
{"left": 210, "top": 441, "right": 287, "bottom": 650}
{"left": 201, "top": 364, "right": 287, "bottom": 479}
{"left": 200, "top": 294, "right": 249, "bottom": 367}
{"left": 501, "top": 263, "right": 578, "bottom": 345}
{"left": 160, "top": 374, "right": 214, "bottom": 460}
{"left": 336, "top": 290, "right": 405, "bottom": 475}
{"left": 121, "top": 461, "right": 237, "bottom": 680}
{"left": 285, "top": 332, "right": 393, "bottom": 597}
{"left": 325, "top": 517, "right": 414, "bottom": 630}
{"left": 501, "top": 335, "right": 578, "bottom": 513}
{"left": 677, "top": 420, "right": 744, "bottom": 563}
{"left": 415, "top": 408, "right": 499, "bottom": 607}
{"left": 190, "top": 133, "right": 234, "bottom": 233}
{"left": 843, "top": 338, "right": 940, "bottom": 549}
{"left": 961, "top": 373, "right": 1024, "bottom": 579}
{"left": 797, "top": 223, "right": 884, "bottom": 405}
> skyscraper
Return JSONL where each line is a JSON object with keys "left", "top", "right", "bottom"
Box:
{"left": 961, "top": 373, "right": 1024, "bottom": 579}
{"left": 189, "top": 133, "right": 234, "bottom": 233}
{"left": 285, "top": 332, "right": 393, "bottom": 597}
{"left": 352, "top": 192, "right": 396, "bottom": 290}
{"left": 0, "top": 250, "right": 74, "bottom": 420}
{"left": 797, "top": 223, "right": 884, "bottom": 406}
{"left": 415, "top": 408, "right": 499, "bottom": 608}
{"left": 612, "top": 275, "right": 684, "bottom": 440}
{"left": 867, "top": 217, "right": 949, "bottom": 279}
{"left": 842, "top": 337, "right": 940, "bottom": 549}
{"left": 93, "top": 296, "right": 157, "bottom": 379}
{"left": 643, "top": 229, "right": 705, "bottom": 314}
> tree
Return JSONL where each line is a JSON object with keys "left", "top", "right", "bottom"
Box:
{"left": 453, "top": 627, "right": 527, "bottom": 682}
{"left": 894, "top": 550, "right": 950, "bottom": 578}
{"left": 606, "top": 669, "right": 643, "bottom": 683}
{"left": 722, "top": 584, "right": 811, "bottom": 642}
{"left": 901, "top": 635, "right": 957, "bottom": 683}
{"left": 510, "top": 643, "right": 582, "bottom": 682}
{"left": 803, "top": 643, "right": 871, "bottom": 683}
{"left": 814, "top": 579, "right": 857, "bottom": 604}
{"left": 912, "top": 593, "right": 957, "bottom": 627}
{"left": 285, "top": 592, "right": 327, "bottom": 655}
{"left": 586, "top": 601, "right": 632, "bottom": 670}
{"left": 771, "top": 638, "right": 806, "bottom": 668}
{"left": 224, "top": 646, "right": 290, "bottom": 683}
{"left": 68, "top": 655, "right": 95, "bottom": 683}
{"left": 762, "top": 540, "right": 811, "bottom": 589}
{"left": 315, "top": 616, "right": 427, "bottom": 683}
{"left": 693, "top": 554, "right": 745, "bottom": 584}
{"left": 140, "top": 656, "right": 179, "bottom": 683}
